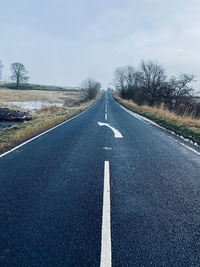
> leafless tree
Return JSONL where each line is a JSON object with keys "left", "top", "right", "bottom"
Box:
{"left": 139, "top": 60, "right": 166, "bottom": 105}
{"left": 10, "top": 62, "right": 29, "bottom": 89}
{"left": 114, "top": 60, "right": 197, "bottom": 115}
{"left": 124, "top": 65, "right": 145, "bottom": 102}
{"left": 165, "top": 73, "right": 195, "bottom": 112}
{"left": 124, "top": 65, "right": 135, "bottom": 99}
{"left": 114, "top": 67, "right": 127, "bottom": 98}
{"left": 114, "top": 65, "right": 145, "bottom": 103}
{"left": 114, "top": 67, "right": 126, "bottom": 90}
{"left": 82, "top": 78, "right": 101, "bottom": 100}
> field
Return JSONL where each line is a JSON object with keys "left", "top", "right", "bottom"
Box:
{"left": 0, "top": 88, "right": 84, "bottom": 107}
{"left": 0, "top": 83, "right": 80, "bottom": 91}
{"left": 114, "top": 93, "right": 200, "bottom": 145}
{"left": 0, "top": 87, "right": 98, "bottom": 153}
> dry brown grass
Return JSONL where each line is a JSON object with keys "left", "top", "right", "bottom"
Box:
{"left": 0, "top": 88, "right": 82, "bottom": 103}
{"left": 36, "top": 105, "right": 66, "bottom": 114}
{"left": 116, "top": 96, "right": 200, "bottom": 128}
{"left": 114, "top": 93, "right": 200, "bottom": 144}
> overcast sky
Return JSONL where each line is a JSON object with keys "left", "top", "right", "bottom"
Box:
{"left": 1, "top": 0, "right": 200, "bottom": 89}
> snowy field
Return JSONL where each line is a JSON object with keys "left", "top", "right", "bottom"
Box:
{"left": 3, "top": 101, "right": 64, "bottom": 113}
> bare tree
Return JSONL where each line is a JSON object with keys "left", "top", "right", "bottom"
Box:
{"left": 165, "top": 73, "right": 195, "bottom": 112}
{"left": 114, "top": 62, "right": 167, "bottom": 105}
{"left": 114, "top": 67, "right": 126, "bottom": 98}
{"left": 10, "top": 62, "right": 29, "bottom": 89}
{"left": 82, "top": 78, "right": 101, "bottom": 100}
{"left": 124, "top": 65, "right": 144, "bottom": 101}
{"left": 114, "top": 60, "right": 197, "bottom": 115}
{"left": 114, "top": 65, "right": 144, "bottom": 103}
{"left": 0, "top": 60, "right": 3, "bottom": 80}
{"left": 124, "top": 65, "right": 135, "bottom": 99}
{"left": 139, "top": 60, "right": 166, "bottom": 105}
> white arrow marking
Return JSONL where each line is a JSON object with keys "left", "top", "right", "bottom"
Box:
{"left": 98, "top": 122, "right": 123, "bottom": 138}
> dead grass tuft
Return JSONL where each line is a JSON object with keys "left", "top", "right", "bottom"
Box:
{"left": 36, "top": 105, "right": 65, "bottom": 114}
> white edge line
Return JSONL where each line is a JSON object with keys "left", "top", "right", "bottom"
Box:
{"left": 181, "top": 143, "right": 200, "bottom": 156}
{"left": 0, "top": 101, "right": 98, "bottom": 159}
{"left": 116, "top": 101, "right": 200, "bottom": 156}
{"left": 100, "top": 161, "right": 112, "bottom": 267}
{"left": 120, "top": 104, "right": 164, "bottom": 129}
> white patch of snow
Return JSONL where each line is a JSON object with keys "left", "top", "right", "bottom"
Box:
{"left": 4, "top": 101, "right": 63, "bottom": 113}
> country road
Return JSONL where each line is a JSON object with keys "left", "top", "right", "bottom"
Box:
{"left": 0, "top": 91, "right": 200, "bottom": 266}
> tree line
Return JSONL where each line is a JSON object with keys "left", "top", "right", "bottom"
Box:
{"left": 114, "top": 60, "right": 200, "bottom": 117}
{"left": 0, "top": 60, "right": 29, "bottom": 89}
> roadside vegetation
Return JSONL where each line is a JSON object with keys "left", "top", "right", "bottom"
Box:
{"left": 0, "top": 76, "right": 101, "bottom": 153}
{"left": 0, "top": 96, "right": 99, "bottom": 153}
{"left": 82, "top": 78, "right": 101, "bottom": 101}
{"left": 113, "top": 60, "right": 200, "bottom": 145}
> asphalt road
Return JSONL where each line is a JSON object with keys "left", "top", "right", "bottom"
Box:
{"left": 0, "top": 92, "right": 200, "bottom": 266}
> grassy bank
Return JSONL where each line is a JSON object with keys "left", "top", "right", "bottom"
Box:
{"left": 0, "top": 97, "right": 98, "bottom": 153}
{"left": 113, "top": 93, "right": 200, "bottom": 145}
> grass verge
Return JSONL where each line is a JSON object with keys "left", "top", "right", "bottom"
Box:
{"left": 113, "top": 93, "right": 200, "bottom": 145}
{"left": 0, "top": 97, "right": 98, "bottom": 154}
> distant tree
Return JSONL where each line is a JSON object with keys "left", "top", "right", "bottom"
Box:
{"left": 0, "top": 60, "right": 3, "bottom": 80}
{"left": 139, "top": 60, "right": 167, "bottom": 105}
{"left": 114, "top": 65, "right": 143, "bottom": 104}
{"left": 82, "top": 78, "right": 101, "bottom": 100}
{"left": 164, "top": 73, "right": 195, "bottom": 112}
{"left": 10, "top": 62, "right": 29, "bottom": 89}
{"left": 124, "top": 65, "right": 135, "bottom": 99}
{"left": 114, "top": 67, "right": 126, "bottom": 98}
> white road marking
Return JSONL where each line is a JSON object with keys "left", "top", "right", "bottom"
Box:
{"left": 105, "top": 96, "right": 108, "bottom": 120}
{"left": 103, "top": 147, "right": 112, "bottom": 150}
{"left": 105, "top": 91, "right": 108, "bottom": 120}
{"left": 181, "top": 143, "right": 200, "bottom": 156}
{"left": 120, "top": 104, "right": 163, "bottom": 128}
{"left": 100, "top": 161, "right": 112, "bottom": 267}
{"left": 0, "top": 102, "right": 97, "bottom": 159}
{"left": 98, "top": 122, "right": 123, "bottom": 138}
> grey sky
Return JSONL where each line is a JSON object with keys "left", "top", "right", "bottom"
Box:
{"left": 1, "top": 0, "right": 200, "bottom": 89}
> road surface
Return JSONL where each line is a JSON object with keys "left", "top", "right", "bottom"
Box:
{"left": 0, "top": 92, "right": 200, "bottom": 266}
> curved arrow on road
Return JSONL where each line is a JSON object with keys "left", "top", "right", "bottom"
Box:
{"left": 98, "top": 122, "right": 123, "bottom": 138}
